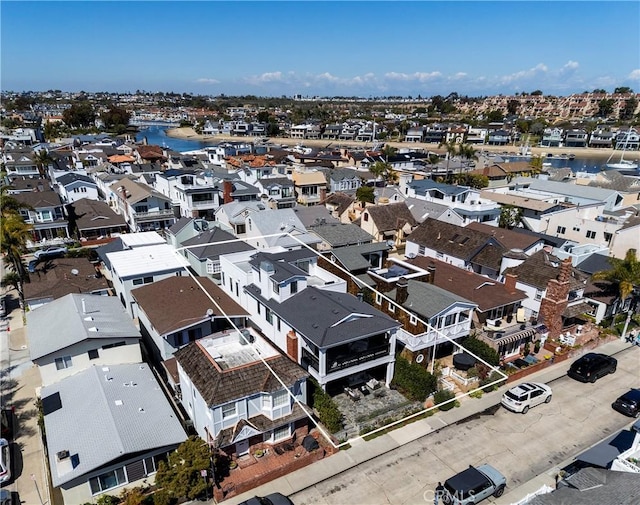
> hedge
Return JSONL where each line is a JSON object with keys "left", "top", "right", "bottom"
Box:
{"left": 391, "top": 356, "right": 438, "bottom": 402}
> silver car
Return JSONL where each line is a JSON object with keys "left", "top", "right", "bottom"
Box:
{"left": 0, "top": 438, "right": 10, "bottom": 484}
{"left": 501, "top": 382, "right": 552, "bottom": 414}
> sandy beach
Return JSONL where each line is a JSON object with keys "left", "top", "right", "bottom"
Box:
{"left": 166, "top": 127, "right": 636, "bottom": 162}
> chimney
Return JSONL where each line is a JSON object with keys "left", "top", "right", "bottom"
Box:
{"left": 223, "top": 180, "right": 234, "bottom": 204}
{"left": 319, "top": 187, "right": 327, "bottom": 202}
{"left": 56, "top": 450, "right": 74, "bottom": 477}
{"left": 504, "top": 273, "right": 517, "bottom": 293}
{"left": 81, "top": 298, "right": 86, "bottom": 314}
{"left": 286, "top": 330, "right": 298, "bottom": 362}
{"left": 538, "top": 259, "right": 572, "bottom": 339}
{"left": 395, "top": 277, "right": 409, "bottom": 305}
{"left": 427, "top": 263, "right": 436, "bottom": 284}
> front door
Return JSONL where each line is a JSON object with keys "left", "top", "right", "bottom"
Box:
{"left": 236, "top": 439, "right": 249, "bottom": 457}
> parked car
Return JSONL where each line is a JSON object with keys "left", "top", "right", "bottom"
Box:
{"left": 567, "top": 353, "right": 617, "bottom": 383}
{"left": 0, "top": 438, "right": 10, "bottom": 484}
{"left": 612, "top": 389, "right": 640, "bottom": 418}
{"left": 0, "top": 489, "right": 11, "bottom": 505}
{"left": 33, "top": 246, "right": 67, "bottom": 260}
{"left": 442, "top": 464, "right": 506, "bottom": 505}
{"left": 501, "top": 382, "right": 552, "bottom": 414}
{"left": 238, "top": 493, "right": 293, "bottom": 505}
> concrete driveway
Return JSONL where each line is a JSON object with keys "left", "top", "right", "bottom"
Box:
{"left": 289, "top": 347, "right": 638, "bottom": 505}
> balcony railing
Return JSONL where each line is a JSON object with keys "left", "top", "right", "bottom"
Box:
{"left": 327, "top": 344, "right": 390, "bottom": 372}
{"left": 133, "top": 209, "right": 175, "bottom": 220}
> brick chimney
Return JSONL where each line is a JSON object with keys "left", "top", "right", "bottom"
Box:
{"left": 504, "top": 273, "right": 518, "bottom": 293}
{"left": 427, "top": 262, "right": 436, "bottom": 284}
{"left": 319, "top": 187, "right": 327, "bottom": 203}
{"left": 286, "top": 330, "right": 298, "bottom": 362}
{"left": 223, "top": 180, "right": 234, "bottom": 204}
{"left": 538, "top": 258, "right": 572, "bottom": 339}
{"left": 395, "top": 277, "right": 409, "bottom": 305}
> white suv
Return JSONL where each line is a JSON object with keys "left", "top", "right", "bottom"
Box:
{"left": 0, "top": 438, "right": 10, "bottom": 484}
{"left": 501, "top": 382, "right": 552, "bottom": 414}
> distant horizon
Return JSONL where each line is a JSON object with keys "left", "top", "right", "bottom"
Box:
{"left": 2, "top": 2, "right": 639, "bottom": 97}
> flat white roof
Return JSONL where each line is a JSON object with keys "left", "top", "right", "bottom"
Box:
{"left": 199, "top": 328, "right": 278, "bottom": 370}
{"left": 120, "top": 231, "right": 166, "bottom": 248}
{"left": 107, "top": 244, "right": 187, "bottom": 278}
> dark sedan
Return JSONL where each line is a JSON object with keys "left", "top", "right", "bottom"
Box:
{"left": 612, "top": 389, "right": 640, "bottom": 418}
{"left": 567, "top": 353, "right": 617, "bottom": 383}
{"left": 239, "top": 493, "right": 293, "bottom": 505}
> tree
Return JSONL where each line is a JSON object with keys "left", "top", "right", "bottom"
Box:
{"left": 369, "top": 160, "right": 390, "bottom": 182}
{"left": 614, "top": 87, "right": 633, "bottom": 94}
{"left": 487, "top": 109, "right": 504, "bottom": 122}
{"left": 591, "top": 249, "right": 640, "bottom": 306}
{"left": 592, "top": 88, "right": 607, "bottom": 94}
{"left": 62, "top": 102, "right": 96, "bottom": 128}
{"left": 597, "top": 98, "right": 615, "bottom": 118}
{"left": 498, "top": 205, "right": 523, "bottom": 229}
{"left": 356, "top": 185, "right": 375, "bottom": 204}
{"left": 620, "top": 97, "right": 638, "bottom": 120}
{"left": 33, "top": 149, "right": 54, "bottom": 178}
{"left": 154, "top": 436, "right": 210, "bottom": 501}
{"left": 439, "top": 139, "right": 458, "bottom": 175}
{"left": 0, "top": 212, "right": 32, "bottom": 285}
{"left": 530, "top": 155, "right": 544, "bottom": 173}
{"left": 256, "top": 111, "right": 270, "bottom": 123}
{"left": 101, "top": 105, "right": 131, "bottom": 130}
{"left": 507, "top": 100, "right": 519, "bottom": 116}
{"left": 530, "top": 90, "right": 543, "bottom": 96}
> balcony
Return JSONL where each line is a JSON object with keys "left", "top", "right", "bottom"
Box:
{"left": 326, "top": 343, "right": 390, "bottom": 372}
{"left": 133, "top": 209, "right": 175, "bottom": 221}
{"left": 396, "top": 324, "right": 469, "bottom": 351}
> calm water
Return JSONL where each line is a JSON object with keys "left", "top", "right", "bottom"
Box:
{"left": 136, "top": 126, "right": 615, "bottom": 173}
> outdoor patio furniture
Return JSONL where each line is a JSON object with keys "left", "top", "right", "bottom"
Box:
{"left": 344, "top": 387, "right": 360, "bottom": 401}
{"left": 366, "top": 378, "right": 381, "bottom": 390}
{"left": 453, "top": 352, "right": 476, "bottom": 371}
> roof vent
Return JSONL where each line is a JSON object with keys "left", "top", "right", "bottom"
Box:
{"left": 115, "top": 400, "right": 123, "bottom": 406}
{"left": 138, "top": 407, "right": 145, "bottom": 413}
{"left": 88, "top": 326, "right": 98, "bottom": 332}
{"left": 56, "top": 450, "right": 70, "bottom": 461}
{"left": 84, "top": 316, "right": 94, "bottom": 321}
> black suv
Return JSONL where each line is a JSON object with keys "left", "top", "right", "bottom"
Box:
{"left": 567, "top": 353, "right": 617, "bottom": 383}
{"left": 612, "top": 389, "right": 640, "bottom": 417}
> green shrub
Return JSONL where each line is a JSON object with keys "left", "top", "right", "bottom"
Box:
{"left": 309, "top": 379, "right": 343, "bottom": 433}
{"left": 479, "top": 371, "right": 505, "bottom": 392}
{"left": 460, "top": 336, "right": 500, "bottom": 366}
{"left": 391, "top": 356, "right": 438, "bottom": 402}
{"left": 434, "top": 389, "right": 456, "bottom": 411}
{"left": 469, "top": 389, "right": 483, "bottom": 399}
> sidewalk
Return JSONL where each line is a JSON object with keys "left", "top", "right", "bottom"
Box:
{"left": 0, "top": 289, "right": 50, "bottom": 505}
{"left": 224, "top": 338, "right": 633, "bottom": 505}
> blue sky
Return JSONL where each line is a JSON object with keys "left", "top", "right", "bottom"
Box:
{"left": 2, "top": 1, "right": 639, "bottom": 97}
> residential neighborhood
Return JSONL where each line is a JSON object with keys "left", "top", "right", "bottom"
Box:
{"left": 1, "top": 89, "right": 640, "bottom": 505}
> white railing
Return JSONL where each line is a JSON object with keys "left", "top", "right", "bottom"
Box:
{"left": 612, "top": 457, "right": 640, "bottom": 473}
{"left": 450, "top": 371, "right": 479, "bottom": 387}
{"left": 510, "top": 485, "right": 554, "bottom": 504}
{"left": 439, "top": 378, "right": 455, "bottom": 391}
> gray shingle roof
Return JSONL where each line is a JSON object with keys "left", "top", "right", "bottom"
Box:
{"left": 42, "top": 363, "right": 186, "bottom": 487}
{"left": 328, "top": 242, "right": 391, "bottom": 271}
{"left": 182, "top": 227, "right": 255, "bottom": 260}
{"left": 28, "top": 294, "right": 141, "bottom": 360}
{"left": 309, "top": 222, "right": 374, "bottom": 248}
{"left": 275, "top": 286, "right": 400, "bottom": 347}
{"left": 389, "top": 280, "right": 475, "bottom": 318}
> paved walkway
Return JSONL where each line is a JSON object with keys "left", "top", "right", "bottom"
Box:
{"left": 224, "top": 338, "right": 634, "bottom": 505}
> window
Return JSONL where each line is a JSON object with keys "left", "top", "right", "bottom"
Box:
{"left": 436, "top": 252, "right": 444, "bottom": 259}
{"left": 273, "top": 424, "right": 290, "bottom": 441}
{"left": 444, "top": 314, "right": 456, "bottom": 326}
{"left": 534, "top": 289, "right": 543, "bottom": 301}
{"left": 459, "top": 311, "right": 469, "bottom": 322}
{"left": 273, "top": 389, "right": 289, "bottom": 407}
{"left": 55, "top": 355, "right": 72, "bottom": 370}
{"left": 273, "top": 281, "right": 280, "bottom": 294}
{"left": 89, "top": 467, "right": 127, "bottom": 495}
{"left": 363, "top": 213, "right": 369, "bottom": 222}
{"left": 132, "top": 276, "right": 153, "bottom": 286}
{"left": 557, "top": 226, "right": 566, "bottom": 235}
{"left": 418, "top": 245, "right": 425, "bottom": 256}
{"left": 375, "top": 293, "right": 382, "bottom": 305}
{"left": 103, "top": 341, "right": 126, "bottom": 350}
{"left": 604, "top": 232, "right": 612, "bottom": 243}
{"left": 266, "top": 307, "right": 273, "bottom": 325}
{"left": 290, "top": 281, "right": 297, "bottom": 294}
{"left": 586, "top": 230, "right": 596, "bottom": 239}
{"left": 221, "top": 403, "right": 236, "bottom": 419}
{"left": 88, "top": 349, "right": 99, "bottom": 360}
{"left": 410, "top": 314, "right": 418, "bottom": 325}
{"left": 389, "top": 304, "right": 395, "bottom": 313}
{"left": 257, "top": 301, "right": 262, "bottom": 315}
{"left": 276, "top": 317, "right": 281, "bottom": 331}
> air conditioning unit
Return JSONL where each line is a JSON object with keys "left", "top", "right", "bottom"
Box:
{"left": 487, "top": 318, "right": 501, "bottom": 327}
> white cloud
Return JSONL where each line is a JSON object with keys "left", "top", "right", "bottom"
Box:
{"left": 384, "top": 71, "right": 442, "bottom": 82}
{"left": 243, "top": 72, "right": 285, "bottom": 86}
{"left": 195, "top": 78, "right": 220, "bottom": 84}
{"left": 562, "top": 60, "right": 579, "bottom": 71}
{"left": 628, "top": 69, "right": 640, "bottom": 80}
{"left": 499, "top": 63, "right": 548, "bottom": 85}
{"left": 451, "top": 72, "right": 467, "bottom": 80}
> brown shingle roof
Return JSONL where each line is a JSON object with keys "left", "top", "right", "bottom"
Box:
{"left": 365, "top": 202, "right": 416, "bottom": 232}
{"left": 407, "top": 257, "right": 527, "bottom": 312}
{"left": 408, "top": 218, "right": 491, "bottom": 260}
{"left": 131, "top": 277, "right": 249, "bottom": 335}
{"left": 503, "top": 250, "right": 588, "bottom": 290}
{"left": 466, "top": 222, "right": 541, "bottom": 251}
{"left": 174, "top": 341, "right": 308, "bottom": 406}
{"left": 13, "top": 189, "right": 62, "bottom": 208}
{"left": 70, "top": 198, "right": 127, "bottom": 231}
{"left": 24, "top": 257, "right": 110, "bottom": 303}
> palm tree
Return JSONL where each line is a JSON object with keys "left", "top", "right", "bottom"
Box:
{"left": 32, "top": 148, "right": 54, "bottom": 178}
{"left": 591, "top": 249, "right": 640, "bottom": 329}
{"left": 456, "top": 143, "right": 477, "bottom": 183}
{"left": 369, "top": 160, "right": 389, "bottom": 183}
{"left": 1, "top": 212, "right": 33, "bottom": 280}
{"left": 439, "top": 139, "right": 458, "bottom": 178}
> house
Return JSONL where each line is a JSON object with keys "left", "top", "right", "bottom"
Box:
{"left": 105, "top": 243, "right": 187, "bottom": 315}
{"left": 2, "top": 147, "right": 40, "bottom": 179}
{"left": 220, "top": 249, "right": 399, "bottom": 393}
{"left": 540, "top": 127, "right": 564, "bottom": 147}
{"left": 179, "top": 227, "right": 256, "bottom": 279}
{"left": 174, "top": 330, "right": 310, "bottom": 459}
{"left": 325, "top": 168, "right": 362, "bottom": 194}
{"left": 254, "top": 177, "right": 296, "bottom": 209}
{"left": 132, "top": 276, "right": 249, "bottom": 366}
{"left": 65, "top": 198, "right": 128, "bottom": 241}
{"left": 404, "top": 197, "right": 466, "bottom": 226}
{"left": 370, "top": 265, "right": 478, "bottom": 367}
{"left": 487, "top": 129, "right": 511, "bottom": 145}
{"left": 56, "top": 173, "right": 98, "bottom": 203}
{"left": 41, "top": 363, "right": 187, "bottom": 504}
{"left": 359, "top": 202, "right": 417, "bottom": 248}
{"left": 479, "top": 190, "right": 567, "bottom": 229}
{"left": 23, "top": 257, "right": 111, "bottom": 311}
{"left": 291, "top": 168, "right": 327, "bottom": 206}
{"left": 165, "top": 216, "right": 213, "bottom": 249}
{"left": 324, "top": 192, "right": 356, "bottom": 223}
{"left": 564, "top": 129, "right": 588, "bottom": 148}
{"left": 110, "top": 177, "right": 176, "bottom": 232}
{"left": 214, "top": 201, "right": 267, "bottom": 237}
{"left": 402, "top": 179, "right": 501, "bottom": 225}
{"left": 308, "top": 222, "right": 374, "bottom": 252}
{"left": 470, "top": 161, "right": 540, "bottom": 187}
{"left": 243, "top": 208, "right": 321, "bottom": 250}
{"left": 27, "top": 294, "right": 142, "bottom": 386}
{"left": 318, "top": 242, "right": 391, "bottom": 293}
{"left": 14, "top": 190, "right": 69, "bottom": 242}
